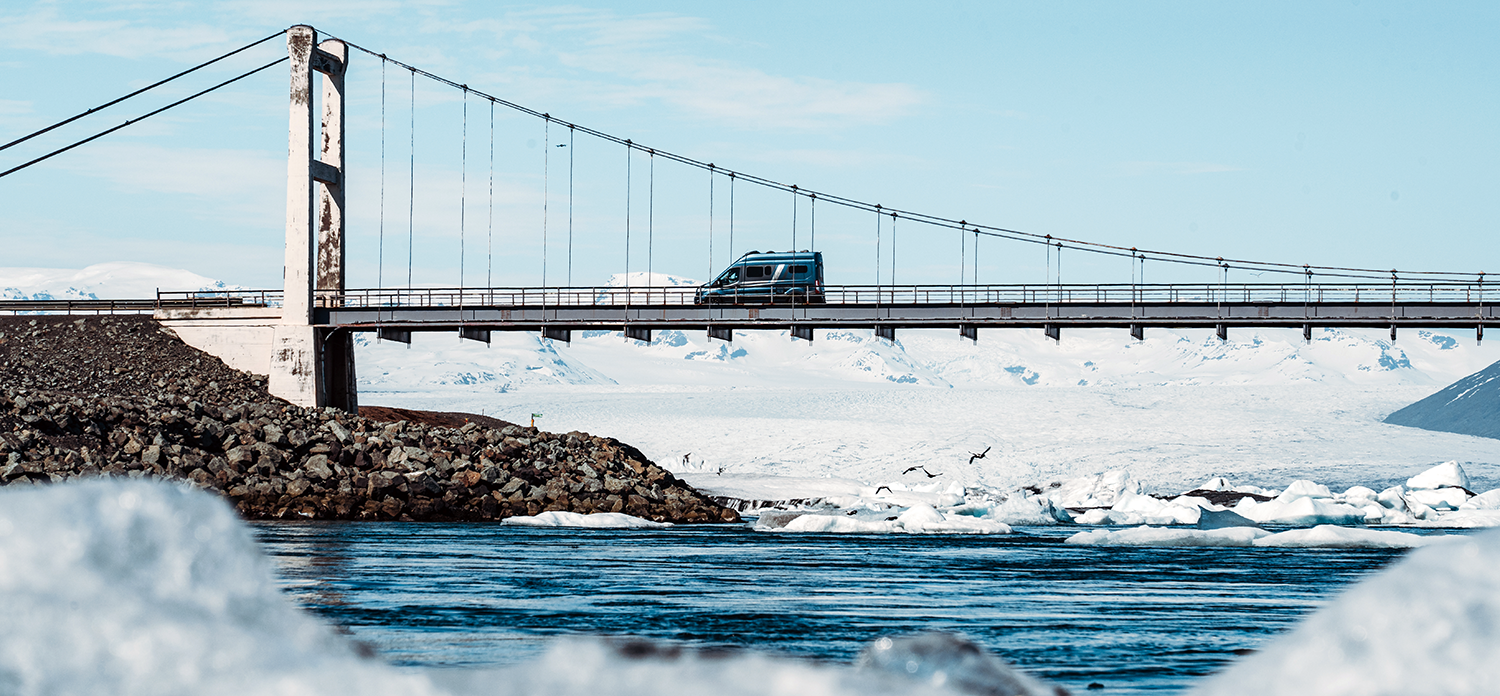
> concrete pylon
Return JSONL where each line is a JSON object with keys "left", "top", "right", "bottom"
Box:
{"left": 268, "top": 25, "right": 357, "bottom": 411}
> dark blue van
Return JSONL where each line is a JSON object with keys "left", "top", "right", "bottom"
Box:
{"left": 695, "top": 251, "right": 825, "bottom": 304}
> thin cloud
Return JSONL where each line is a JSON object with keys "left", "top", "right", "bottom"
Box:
{"left": 1116, "top": 161, "right": 1246, "bottom": 176}
{"left": 443, "top": 8, "right": 928, "bottom": 131}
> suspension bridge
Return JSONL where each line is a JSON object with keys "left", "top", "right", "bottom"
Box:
{"left": 2, "top": 25, "right": 1492, "bottom": 410}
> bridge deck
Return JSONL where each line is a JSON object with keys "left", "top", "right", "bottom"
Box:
{"left": 6, "top": 283, "right": 1492, "bottom": 332}
{"left": 314, "top": 283, "right": 1492, "bottom": 332}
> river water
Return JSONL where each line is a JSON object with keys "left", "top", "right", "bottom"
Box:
{"left": 253, "top": 522, "right": 1412, "bottom": 695}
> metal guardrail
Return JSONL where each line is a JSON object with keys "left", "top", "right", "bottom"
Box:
{"left": 322, "top": 282, "right": 1489, "bottom": 308}
{"left": 0, "top": 290, "right": 281, "bottom": 315}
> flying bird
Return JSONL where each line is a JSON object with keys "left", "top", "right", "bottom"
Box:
{"left": 902, "top": 465, "right": 942, "bottom": 478}
{"left": 968, "top": 446, "right": 991, "bottom": 465}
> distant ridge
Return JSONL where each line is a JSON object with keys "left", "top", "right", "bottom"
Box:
{"left": 1385, "top": 360, "right": 1500, "bottom": 440}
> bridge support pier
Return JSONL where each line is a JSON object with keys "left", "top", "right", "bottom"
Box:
{"left": 267, "top": 25, "right": 355, "bottom": 411}
{"left": 543, "top": 326, "right": 571, "bottom": 343}
{"left": 1390, "top": 325, "right": 1397, "bottom": 342}
{"left": 1479, "top": 325, "right": 1484, "bottom": 345}
{"left": 1215, "top": 323, "right": 1228, "bottom": 341}
{"left": 1044, "top": 324, "right": 1059, "bottom": 341}
{"left": 1130, "top": 324, "right": 1143, "bottom": 341}
{"left": 876, "top": 325, "right": 896, "bottom": 343}
{"left": 1303, "top": 323, "right": 1313, "bottom": 342}
{"left": 791, "top": 326, "right": 814, "bottom": 342}
{"left": 708, "top": 326, "right": 734, "bottom": 343}
{"left": 626, "top": 326, "right": 652, "bottom": 343}
{"left": 960, "top": 324, "right": 978, "bottom": 342}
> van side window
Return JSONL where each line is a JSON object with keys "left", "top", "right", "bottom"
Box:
{"left": 746, "top": 266, "right": 764, "bottom": 279}
{"left": 790, "top": 265, "right": 808, "bottom": 274}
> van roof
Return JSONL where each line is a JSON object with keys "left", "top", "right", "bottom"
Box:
{"left": 736, "top": 250, "right": 821, "bottom": 261}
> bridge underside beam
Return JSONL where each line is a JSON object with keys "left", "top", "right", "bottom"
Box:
{"left": 320, "top": 300, "right": 1496, "bottom": 333}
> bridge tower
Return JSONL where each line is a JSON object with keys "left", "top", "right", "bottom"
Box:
{"left": 267, "top": 25, "right": 357, "bottom": 411}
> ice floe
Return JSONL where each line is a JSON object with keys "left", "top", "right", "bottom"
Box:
{"left": 1067, "top": 524, "right": 1461, "bottom": 549}
{"left": 701, "top": 461, "right": 1500, "bottom": 535}
{"left": 754, "top": 504, "right": 1013, "bottom": 535}
{"left": 501, "top": 511, "right": 672, "bottom": 528}
{"left": 1191, "top": 526, "right": 1500, "bottom": 695}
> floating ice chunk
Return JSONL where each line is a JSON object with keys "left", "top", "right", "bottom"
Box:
{"left": 1460, "top": 488, "right": 1500, "bottom": 510}
{"left": 1073, "top": 509, "right": 1112, "bottom": 525}
{"left": 1339, "top": 485, "right": 1378, "bottom": 502}
{"left": 1407, "top": 510, "right": 1500, "bottom": 528}
{"left": 1274, "top": 480, "right": 1334, "bottom": 503}
{"left": 857, "top": 633, "right": 1058, "bottom": 696}
{"left": 1404, "top": 487, "right": 1471, "bottom": 511}
{"left": 1067, "top": 526, "right": 1269, "bottom": 547}
{"left": 438, "top": 634, "right": 967, "bottom": 696}
{"left": 0, "top": 480, "right": 444, "bottom": 696}
{"left": 1253, "top": 525, "right": 1459, "bottom": 549}
{"left": 1190, "top": 527, "right": 1500, "bottom": 696}
{"left": 758, "top": 505, "right": 1011, "bottom": 535}
{"left": 1196, "top": 508, "right": 1261, "bottom": 530}
{"left": 1047, "top": 471, "right": 1140, "bottom": 508}
{"left": 1234, "top": 496, "right": 1367, "bottom": 526}
{"left": 1195, "top": 476, "right": 1234, "bottom": 492}
{"left": 1406, "top": 460, "right": 1470, "bottom": 490}
{"left": 1111, "top": 491, "right": 1201, "bottom": 525}
{"left": 501, "top": 511, "right": 672, "bottom": 528}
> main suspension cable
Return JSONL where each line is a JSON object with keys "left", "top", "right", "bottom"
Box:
{"left": 328, "top": 36, "right": 1480, "bottom": 283}
{"left": 0, "top": 57, "right": 287, "bottom": 180}
{"left": 0, "top": 30, "right": 286, "bottom": 154}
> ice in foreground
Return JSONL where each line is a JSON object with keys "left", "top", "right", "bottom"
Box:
{"left": 1191, "top": 528, "right": 1500, "bottom": 695}
{"left": 501, "top": 511, "right": 672, "bottom": 528}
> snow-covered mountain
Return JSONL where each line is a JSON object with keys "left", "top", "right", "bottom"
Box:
{"left": 0, "top": 262, "right": 241, "bottom": 300}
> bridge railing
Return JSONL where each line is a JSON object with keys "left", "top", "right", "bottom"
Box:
{"left": 156, "top": 289, "right": 283, "bottom": 308}
{"left": 327, "top": 282, "right": 1488, "bottom": 308}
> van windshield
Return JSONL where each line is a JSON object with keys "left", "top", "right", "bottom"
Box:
{"left": 715, "top": 267, "right": 741, "bottom": 285}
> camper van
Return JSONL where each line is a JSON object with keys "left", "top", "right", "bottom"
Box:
{"left": 694, "top": 251, "right": 825, "bottom": 304}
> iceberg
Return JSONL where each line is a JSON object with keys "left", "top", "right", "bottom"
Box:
{"left": 0, "top": 480, "right": 444, "bottom": 696}
{"left": 1191, "top": 527, "right": 1500, "bottom": 695}
{"left": 1405, "top": 460, "right": 1471, "bottom": 491}
{"left": 500, "top": 511, "right": 673, "bottom": 528}
{"left": 1067, "top": 524, "right": 1457, "bottom": 549}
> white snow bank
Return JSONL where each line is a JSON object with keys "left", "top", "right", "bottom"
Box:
{"left": 501, "top": 511, "right": 671, "bottom": 528}
{"left": 1191, "top": 526, "right": 1500, "bottom": 695}
{"left": 1406, "top": 460, "right": 1470, "bottom": 490}
{"left": 1068, "top": 524, "right": 1460, "bottom": 549}
{"left": 756, "top": 504, "right": 1012, "bottom": 535}
{"left": 0, "top": 479, "right": 443, "bottom": 696}
{"left": 1067, "top": 526, "right": 1269, "bottom": 547}
{"left": 1232, "top": 496, "right": 1368, "bottom": 526}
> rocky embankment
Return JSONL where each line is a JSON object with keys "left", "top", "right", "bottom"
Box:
{"left": 0, "top": 315, "right": 738, "bottom": 523}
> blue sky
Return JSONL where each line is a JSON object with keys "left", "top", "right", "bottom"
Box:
{"left": 1, "top": 1, "right": 1495, "bottom": 290}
